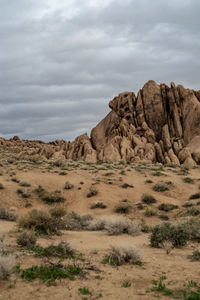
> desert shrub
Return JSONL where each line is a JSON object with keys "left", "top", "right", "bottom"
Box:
{"left": 158, "top": 203, "right": 178, "bottom": 212}
{"left": 104, "top": 216, "right": 141, "bottom": 236}
{"left": 90, "top": 202, "right": 107, "bottom": 209}
{"left": 121, "top": 183, "right": 134, "bottom": 189}
{"left": 189, "top": 193, "right": 200, "bottom": 200}
{"left": 64, "top": 211, "right": 93, "bottom": 230}
{"left": 87, "top": 216, "right": 107, "bottom": 231}
{"left": 159, "top": 214, "right": 169, "bottom": 221}
{"left": 0, "top": 206, "right": 17, "bottom": 221}
{"left": 30, "top": 241, "right": 75, "bottom": 259}
{"left": 145, "top": 208, "right": 156, "bottom": 217}
{"left": 153, "top": 182, "right": 169, "bottom": 192}
{"left": 114, "top": 203, "right": 131, "bottom": 214}
{"left": 183, "top": 177, "right": 194, "bottom": 184}
{"left": 34, "top": 185, "right": 45, "bottom": 195}
{"left": 64, "top": 181, "right": 74, "bottom": 190}
{"left": 87, "top": 186, "right": 98, "bottom": 197}
{"left": 21, "top": 264, "right": 82, "bottom": 283}
{"left": 150, "top": 222, "right": 190, "bottom": 248}
{"left": 49, "top": 205, "right": 67, "bottom": 218}
{"left": 161, "top": 240, "right": 174, "bottom": 254}
{"left": 17, "top": 188, "right": 31, "bottom": 198}
{"left": 40, "top": 190, "right": 65, "bottom": 204}
{"left": 179, "top": 217, "right": 200, "bottom": 242}
{"left": 0, "top": 255, "right": 15, "bottom": 279}
{"left": 182, "top": 202, "right": 193, "bottom": 208}
{"left": 52, "top": 159, "right": 65, "bottom": 167}
{"left": 189, "top": 250, "right": 200, "bottom": 261}
{"left": 17, "top": 231, "right": 37, "bottom": 248}
{"left": 137, "top": 203, "right": 144, "bottom": 210}
{"left": 59, "top": 171, "right": 67, "bottom": 176}
{"left": 145, "top": 179, "right": 153, "bottom": 183}
{"left": 142, "top": 194, "right": 157, "bottom": 205}
{"left": 18, "top": 209, "right": 65, "bottom": 235}
{"left": 19, "top": 181, "right": 31, "bottom": 187}
{"left": 184, "top": 208, "right": 200, "bottom": 216}
{"left": 102, "top": 245, "right": 142, "bottom": 266}
{"left": 0, "top": 183, "right": 4, "bottom": 189}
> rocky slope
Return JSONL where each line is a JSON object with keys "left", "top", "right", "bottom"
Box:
{"left": 1, "top": 80, "right": 200, "bottom": 165}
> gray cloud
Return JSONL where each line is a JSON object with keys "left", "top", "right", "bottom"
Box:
{"left": 0, "top": 0, "right": 200, "bottom": 141}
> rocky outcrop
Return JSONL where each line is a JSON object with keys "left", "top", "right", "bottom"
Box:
{"left": 1, "top": 80, "right": 200, "bottom": 165}
{"left": 90, "top": 80, "right": 200, "bottom": 165}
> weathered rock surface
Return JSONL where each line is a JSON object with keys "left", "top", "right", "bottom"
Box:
{"left": 1, "top": 80, "right": 200, "bottom": 165}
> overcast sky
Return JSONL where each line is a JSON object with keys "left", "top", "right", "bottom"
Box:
{"left": 0, "top": 0, "right": 200, "bottom": 141}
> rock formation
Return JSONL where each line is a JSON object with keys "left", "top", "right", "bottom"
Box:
{"left": 1, "top": 80, "right": 200, "bottom": 165}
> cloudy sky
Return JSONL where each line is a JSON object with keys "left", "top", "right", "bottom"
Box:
{"left": 0, "top": 0, "right": 200, "bottom": 141}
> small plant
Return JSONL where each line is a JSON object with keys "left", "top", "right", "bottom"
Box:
{"left": 21, "top": 264, "right": 82, "bottom": 284}
{"left": 103, "top": 245, "right": 142, "bottom": 266}
{"left": 159, "top": 214, "right": 169, "bottom": 221}
{"left": 78, "top": 287, "right": 92, "bottom": 295}
{"left": 49, "top": 205, "right": 67, "bottom": 218}
{"left": 90, "top": 202, "right": 107, "bottom": 209}
{"left": 19, "top": 181, "right": 31, "bottom": 187}
{"left": 183, "top": 177, "right": 194, "bottom": 184}
{"left": 153, "top": 182, "right": 169, "bottom": 192}
{"left": 59, "top": 171, "right": 67, "bottom": 175}
{"left": 158, "top": 203, "right": 178, "bottom": 212}
{"left": 17, "top": 231, "right": 37, "bottom": 248}
{"left": 17, "top": 188, "right": 31, "bottom": 198}
{"left": 151, "top": 171, "right": 165, "bottom": 176}
{"left": 64, "top": 181, "right": 74, "bottom": 190}
{"left": 29, "top": 242, "right": 75, "bottom": 259}
{"left": 185, "top": 208, "right": 200, "bottom": 216}
{"left": 0, "top": 255, "right": 15, "bottom": 279}
{"left": 0, "top": 206, "right": 17, "bottom": 221}
{"left": 145, "top": 208, "right": 156, "bottom": 217}
{"left": 145, "top": 179, "right": 153, "bottom": 183}
{"left": 41, "top": 190, "right": 66, "bottom": 204}
{"left": 64, "top": 212, "right": 93, "bottom": 230}
{"left": 189, "top": 250, "right": 200, "bottom": 261}
{"left": 87, "top": 186, "right": 98, "bottom": 198}
{"left": 151, "top": 276, "right": 173, "bottom": 296}
{"left": 142, "top": 194, "right": 157, "bottom": 205}
{"left": 114, "top": 203, "right": 131, "bottom": 214}
{"left": 189, "top": 192, "right": 200, "bottom": 200}
{"left": 161, "top": 240, "right": 174, "bottom": 254}
{"left": 122, "top": 281, "right": 131, "bottom": 287}
{"left": 121, "top": 183, "right": 134, "bottom": 188}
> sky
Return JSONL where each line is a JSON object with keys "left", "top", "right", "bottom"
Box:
{"left": 0, "top": 0, "right": 200, "bottom": 141}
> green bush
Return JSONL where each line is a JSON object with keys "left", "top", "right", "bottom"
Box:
{"left": 158, "top": 203, "right": 178, "bottom": 212}
{"left": 150, "top": 222, "right": 190, "bottom": 248}
{"left": 17, "top": 231, "right": 37, "bottom": 248}
{"left": 18, "top": 209, "right": 65, "bottom": 235}
{"left": 21, "top": 264, "right": 82, "bottom": 284}
{"left": 153, "top": 182, "right": 169, "bottom": 192}
{"left": 142, "top": 194, "right": 157, "bottom": 205}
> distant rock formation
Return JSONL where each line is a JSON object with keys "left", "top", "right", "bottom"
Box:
{"left": 1, "top": 80, "right": 200, "bottom": 166}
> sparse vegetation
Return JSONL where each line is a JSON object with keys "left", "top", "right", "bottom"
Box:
{"left": 87, "top": 186, "right": 98, "bottom": 197}
{"left": 0, "top": 255, "right": 15, "bottom": 279}
{"left": 0, "top": 206, "right": 17, "bottom": 221}
{"left": 17, "top": 231, "right": 37, "bottom": 248}
{"left": 153, "top": 182, "right": 169, "bottom": 192}
{"left": 103, "top": 245, "right": 142, "bottom": 266}
{"left": 189, "top": 192, "right": 200, "bottom": 200}
{"left": 114, "top": 202, "right": 131, "bottom": 214}
{"left": 158, "top": 203, "right": 178, "bottom": 212}
{"left": 64, "top": 181, "right": 74, "bottom": 190}
{"left": 183, "top": 177, "right": 194, "bottom": 184}
{"left": 21, "top": 264, "right": 82, "bottom": 284}
{"left": 18, "top": 209, "right": 66, "bottom": 235}
{"left": 90, "top": 202, "right": 107, "bottom": 209}
{"left": 142, "top": 194, "right": 157, "bottom": 205}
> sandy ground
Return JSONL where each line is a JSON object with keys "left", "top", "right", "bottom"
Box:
{"left": 0, "top": 147, "right": 200, "bottom": 299}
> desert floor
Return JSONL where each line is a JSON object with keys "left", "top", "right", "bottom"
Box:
{"left": 0, "top": 146, "right": 200, "bottom": 300}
